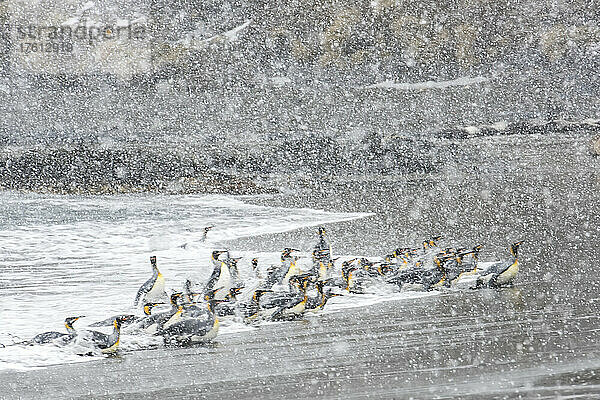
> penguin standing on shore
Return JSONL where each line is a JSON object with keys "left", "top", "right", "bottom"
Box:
{"left": 312, "top": 226, "right": 333, "bottom": 280}
{"left": 134, "top": 256, "right": 167, "bottom": 306}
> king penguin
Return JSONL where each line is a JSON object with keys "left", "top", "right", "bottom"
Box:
{"left": 279, "top": 248, "right": 301, "bottom": 285}
{"left": 312, "top": 226, "right": 333, "bottom": 280}
{"left": 31, "top": 316, "right": 84, "bottom": 344}
{"left": 204, "top": 250, "right": 233, "bottom": 301}
{"left": 478, "top": 241, "right": 524, "bottom": 288}
{"left": 134, "top": 256, "right": 167, "bottom": 306}
{"left": 80, "top": 315, "right": 133, "bottom": 354}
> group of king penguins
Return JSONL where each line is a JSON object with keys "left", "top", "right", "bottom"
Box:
{"left": 25, "top": 226, "right": 523, "bottom": 354}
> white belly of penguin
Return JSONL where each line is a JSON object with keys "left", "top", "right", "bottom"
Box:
{"left": 283, "top": 260, "right": 300, "bottom": 284}
{"left": 162, "top": 310, "right": 183, "bottom": 330}
{"left": 145, "top": 274, "right": 166, "bottom": 302}
{"left": 319, "top": 262, "right": 328, "bottom": 280}
{"left": 214, "top": 264, "right": 231, "bottom": 300}
{"left": 495, "top": 261, "right": 519, "bottom": 286}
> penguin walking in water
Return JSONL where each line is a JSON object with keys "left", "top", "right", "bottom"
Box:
{"left": 161, "top": 288, "right": 223, "bottom": 345}
{"left": 254, "top": 275, "right": 308, "bottom": 320}
{"left": 134, "top": 256, "right": 167, "bottom": 307}
{"left": 305, "top": 280, "right": 342, "bottom": 313}
{"left": 251, "top": 258, "right": 263, "bottom": 280}
{"left": 76, "top": 315, "right": 133, "bottom": 354}
{"left": 201, "top": 226, "right": 213, "bottom": 242}
{"left": 180, "top": 226, "right": 213, "bottom": 249}
{"left": 270, "top": 274, "right": 312, "bottom": 321}
{"left": 312, "top": 226, "right": 333, "bottom": 280}
{"left": 214, "top": 287, "right": 244, "bottom": 316}
{"left": 236, "top": 289, "right": 273, "bottom": 323}
{"left": 204, "top": 250, "right": 233, "bottom": 301}
{"left": 478, "top": 241, "right": 524, "bottom": 288}
{"left": 31, "top": 316, "right": 84, "bottom": 344}
{"left": 276, "top": 248, "right": 301, "bottom": 285}
{"left": 134, "top": 292, "right": 184, "bottom": 334}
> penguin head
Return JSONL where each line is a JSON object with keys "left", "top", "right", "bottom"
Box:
{"left": 251, "top": 258, "right": 259, "bottom": 270}
{"left": 64, "top": 316, "right": 84, "bottom": 330}
{"left": 114, "top": 315, "right": 135, "bottom": 329}
{"left": 377, "top": 264, "right": 392, "bottom": 275}
{"left": 170, "top": 292, "right": 183, "bottom": 306}
{"left": 430, "top": 235, "right": 442, "bottom": 246}
{"left": 394, "top": 248, "right": 408, "bottom": 257}
{"left": 472, "top": 245, "right": 483, "bottom": 260}
{"left": 149, "top": 256, "right": 157, "bottom": 268}
{"left": 325, "top": 290, "right": 343, "bottom": 299}
{"left": 143, "top": 303, "right": 162, "bottom": 316}
{"left": 204, "top": 226, "right": 213, "bottom": 233}
{"left": 253, "top": 289, "right": 273, "bottom": 302}
{"left": 345, "top": 265, "right": 359, "bottom": 275}
{"left": 229, "top": 257, "right": 242, "bottom": 266}
{"left": 282, "top": 248, "right": 298, "bottom": 257}
{"left": 358, "top": 258, "right": 372, "bottom": 269}
{"left": 318, "top": 226, "right": 326, "bottom": 235}
{"left": 441, "top": 247, "right": 456, "bottom": 256}
{"left": 510, "top": 241, "right": 524, "bottom": 258}
{"left": 341, "top": 258, "right": 357, "bottom": 268}
{"left": 211, "top": 250, "right": 227, "bottom": 261}
{"left": 228, "top": 287, "right": 244, "bottom": 300}
{"left": 204, "top": 287, "right": 222, "bottom": 302}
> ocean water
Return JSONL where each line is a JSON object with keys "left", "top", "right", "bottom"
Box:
{"left": 0, "top": 193, "right": 372, "bottom": 370}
